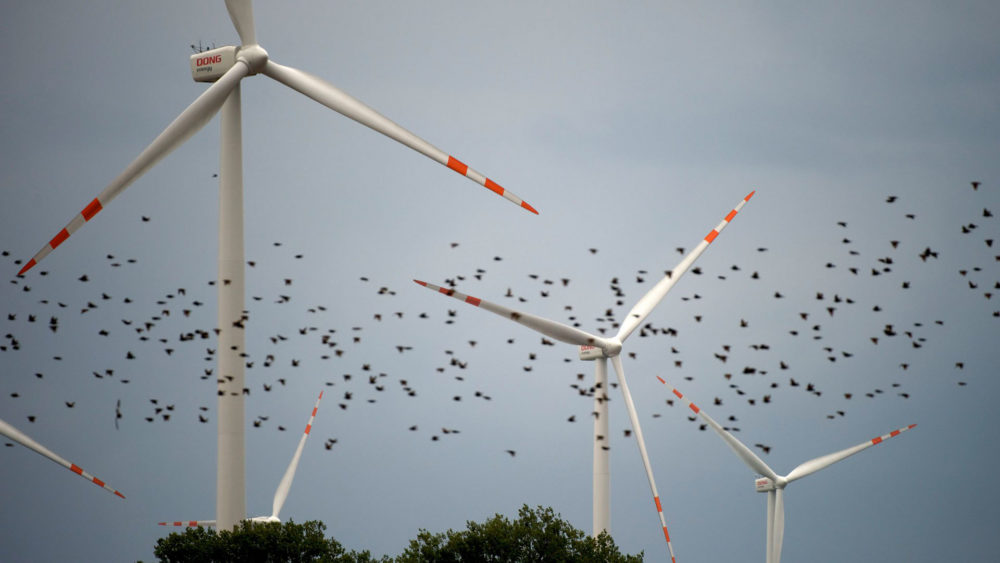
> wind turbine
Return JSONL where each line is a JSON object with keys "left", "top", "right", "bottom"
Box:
{"left": 160, "top": 390, "right": 323, "bottom": 528}
{"left": 17, "top": 0, "right": 535, "bottom": 531}
{"left": 658, "top": 378, "right": 916, "bottom": 563}
{"left": 1, "top": 416, "right": 125, "bottom": 499}
{"left": 415, "top": 191, "right": 755, "bottom": 561}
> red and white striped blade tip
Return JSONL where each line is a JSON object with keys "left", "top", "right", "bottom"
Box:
{"left": 413, "top": 279, "right": 482, "bottom": 304}
{"left": 874, "top": 423, "right": 917, "bottom": 443}
{"left": 304, "top": 391, "right": 323, "bottom": 434}
{"left": 17, "top": 259, "right": 36, "bottom": 276}
{"left": 68, "top": 463, "right": 125, "bottom": 498}
{"left": 17, "top": 197, "right": 104, "bottom": 276}
{"left": 444, "top": 156, "right": 538, "bottom": 215}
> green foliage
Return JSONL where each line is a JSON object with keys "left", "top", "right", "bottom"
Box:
{"left": 152, "top": 507, "right": 641, "bottom": 562}
{"left": 396, "top": 505, "right": 643, "bottom": 562}
{"left": 153, "top": 520, "right": 385, "bottom": 563}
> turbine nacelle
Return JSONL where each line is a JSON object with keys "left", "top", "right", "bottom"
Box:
{"left": 578, "top": 345, "right": 603, "bottom": 361}
{"left": 190, "top": 44, "right": 269, "bottom": 83}
{"left": 754, "top": 476, "right": 787, "bottom": 492}
{"left": 577, "top": 340, "right": 622, "bottom": 361}
{"left": 190, "top": 46, "right": 239, "bottom": 82}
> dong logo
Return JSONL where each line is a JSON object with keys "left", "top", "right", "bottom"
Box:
{"left": 196, "top": 55, "right": 223, "bottom": 66}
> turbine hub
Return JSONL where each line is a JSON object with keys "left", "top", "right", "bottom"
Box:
{"left": 237, "top": 44, "right": 270, "bottom": 75}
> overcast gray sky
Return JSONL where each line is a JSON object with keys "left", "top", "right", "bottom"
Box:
{"left": 1, "top": 1, "right": 998, "bottom": 561}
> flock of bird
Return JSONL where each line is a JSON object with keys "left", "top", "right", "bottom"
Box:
{"left": 3, "top": 181, "right": 995, "bottom": 439}
{"left": 1, "top": 179, "right": 995, "bottom": 557}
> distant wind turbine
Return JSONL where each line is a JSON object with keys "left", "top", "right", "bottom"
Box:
{"left": 18, "top": 0, "right": 535, "bottom": 531}
{"left": 1, "top": 417, "right": 125, "bottom": 499}
{"left": 659, "top": 378, "right": 915, "bottom": 563}
{"left": 160, "top": 391, "right": 322, "bottom": 528}
{"left": 415, "top": 191, "right": 755, "bottom": 562}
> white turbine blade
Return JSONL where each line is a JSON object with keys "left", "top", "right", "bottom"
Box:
{"left": 413, "top": 280, "right": 607, "bottom": 348}
{"left": 615, "top": 191, "right": 754, "bottom": 343}
{"left": 611, "top": 357, "right": 676, "bottom": 562}
{"left": 772, "top": 488, "right": 785, "bottom": 563}
{"left": 271, "top": 391, "right": 323, "bottom": 520}
{"left": 225, "top": 0, "right": 257, "bottom": 46}
{"left": 17, "top": 62, "right": 249, "bottom": 276}
{"left": 783, "top": 423, "right": 916, "bottom": 484}
{"left": 658, "top": 378, "right": 779, "bottom": 483}
{"left": 158, "top": 520, "right": 216, "bottom": 528}
{"left": 0, "top": 417, "right": 125, "bottom": 498}
{"left": 262, "top": 60, "right": 537, "bottom": 214}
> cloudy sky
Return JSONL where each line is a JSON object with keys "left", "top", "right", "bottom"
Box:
{"left": 1, "top": 1, "right": 998, "bottom": 561}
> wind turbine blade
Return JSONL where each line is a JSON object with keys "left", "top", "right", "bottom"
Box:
{"left": 657, "top": 378, "right": 779, "bottom": 483}
{"left": 772, "top": 488, "right": 785, "bottom": 563}
{"left": 262, "top": 60, "right": 537, "bottom": 214}
{"left": 615, "top": 191, "right": 754, "bottom": 343}
{"left": 783, "top": 423, "right": 916, "bottom": 484}
{"left": 611, "top": 357, "right": 676, "bottom": 562}
{"left": 158, "top": 520, "right": 216, "bottom": 528}
{"left": 271, "top": 391, "right": 323, "bottom": 520}
{"left": 225, "top": 0, "right": 257, "bottom": 46}
{"left": 0, "top": 417, "right": 125, "bottom": 498}
{"left": 413, "top": 280, "right": 606, "bottom": 348}
{"left": 17, "top": 62, "right": 249, "bottom": 276}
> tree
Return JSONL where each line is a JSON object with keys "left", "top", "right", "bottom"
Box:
{"left": 152, "top": 507, "right": 641, "bottom": 562}
{"left": 395, "top": 505, "right": 643, "bottom": 562}
{"left": 153, "top": 520, "right": 386, "bottom": 563}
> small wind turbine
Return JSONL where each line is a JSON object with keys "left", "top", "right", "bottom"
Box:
{"left": 160, "top": 391, "right": 322, "bottom": 528}
{"left": 1, "top": 416, "right": 125, "bottom": 499}
{"left": 415, "top": 191, "right": 754, "bottom": 561}
{"left": 658, "top": 378, "right": 916, "bottom": 563}
{"left": 18, "top": 0, "right": 535, "bottom": 531}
